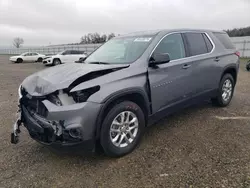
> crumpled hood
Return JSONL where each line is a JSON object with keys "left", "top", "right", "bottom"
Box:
{"left": 21, "top": 63, "right": 129, "bottom": 96}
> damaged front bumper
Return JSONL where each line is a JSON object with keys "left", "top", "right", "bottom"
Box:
{"left": 11, "top": 110, "right": 22, "bottom": 144}
{"left": 11, "top": 97, "right": 102, "bottom": 152}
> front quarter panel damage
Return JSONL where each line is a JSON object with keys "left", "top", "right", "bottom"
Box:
{"left": 42, "top": 100, "right": 102, "bottom": 140}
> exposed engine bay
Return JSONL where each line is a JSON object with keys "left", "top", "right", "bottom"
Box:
{"left": 20, "top": 88, "right": 81, "bottom": 143}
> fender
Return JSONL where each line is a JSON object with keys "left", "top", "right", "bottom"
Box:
{"left": 95, "top": 87, "right": 151, "bottom": 138}
{"left": 220, "top": 64, "right": 238, "bottom": 82}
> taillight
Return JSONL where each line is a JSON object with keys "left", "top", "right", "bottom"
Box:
{"left": 235, "top": 51, "right": 240, "bottom": 57}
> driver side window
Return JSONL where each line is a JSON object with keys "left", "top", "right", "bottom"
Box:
{"left": 154, "top": 33, "right": 185, "bottom": 61}
{"left": 62, "top": 51, "right": 69, "bottom": 55}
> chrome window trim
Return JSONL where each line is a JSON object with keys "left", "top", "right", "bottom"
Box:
{"left": 149, "top": 31, "right": 215, "bottom": 63}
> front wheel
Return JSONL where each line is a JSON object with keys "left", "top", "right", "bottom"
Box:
{"left": 16, "top": 58, "right": 23, "bottom": 63}
{"left": 52, "top": 59, "right": 61, "bottom": 66}
{"left": 212, "top": 73, "right": 235, "bottom": 107}
{"left": 100, "top": 101, "right": 145, "bottom": 157}
{"left": 246, "top": 61, "right": 250, "bottom": 71}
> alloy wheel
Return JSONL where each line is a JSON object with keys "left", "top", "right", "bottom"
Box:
{"left": 222, "top": 79, "right": 233, "bottom": 102}
{"left": 109, "top": 111, "right": 139, "bottom": 148}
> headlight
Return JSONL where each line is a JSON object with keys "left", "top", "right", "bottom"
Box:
{"left": 18, "top": 85, "right": 22, "bottom": 99}
{"left": 70, "top": 86, "right": 100, "bottom": 103}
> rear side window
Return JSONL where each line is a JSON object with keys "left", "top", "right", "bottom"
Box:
{"left": 62, "top": 51, "right": 69, "bottom": 55}
{"left": 213, "top": 32, "right": 235, "bottom": 49}
{"left": 184, "top": 33, "right": 208, "bottom": 56}
{"left": 71, "top": 50, "right": 78, "bottom": 54}
{"left": 202, "top": 34, "right": 213, "bottom": 52}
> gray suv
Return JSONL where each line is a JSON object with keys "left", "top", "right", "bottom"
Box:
{"left": 11, "top": 29, "right": 240, "bottom": 157}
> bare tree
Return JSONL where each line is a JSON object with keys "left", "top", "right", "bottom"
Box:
{"left": 80, "top": 33, "right": 115, "bottom": 44}
{"left": 108, "top": 33, "right": 115, "bottom": 40}
{"left": 13, "top": 37, "right": 24, "bottom": 48}
{"left": 226, "top": 26, "right": 250, "bottom": 37}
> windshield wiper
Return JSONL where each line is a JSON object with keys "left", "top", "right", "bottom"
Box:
{"left": 88, "top": 62, "right": 110, "bottom": 65}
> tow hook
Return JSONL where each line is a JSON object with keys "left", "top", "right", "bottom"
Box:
{"left": 11, "top": 111, "right": 22, "bottom": 144}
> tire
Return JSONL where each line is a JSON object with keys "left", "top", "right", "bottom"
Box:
{"left": 16, "top": 58, "right": 23, "bottom": 63}
{"left": 212, "top": 73, "right": 235, "bottom": 107}
{"left": 37, "top": 57, "right": 43, "bottom": 62}
{"left": 52, "top": 59, "right": 61, "bottom": 66}
{"left": 100, "top": 101, "right": 145, "bottom": 157}
{"left": 246, "top": 61, "right": 250, "bottom": 71}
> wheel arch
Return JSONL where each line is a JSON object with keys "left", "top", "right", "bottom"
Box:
{"left": 16, "top": 58, "right": 23, "bottom": 63}
{"left": 220, "top": 65, "right": 237, "bottom": 84}
{"left": 95, "top": 88, "right": 151, "bottom": 139}
{"left": 53, "top": 57, "right": 61, "bottom": 62}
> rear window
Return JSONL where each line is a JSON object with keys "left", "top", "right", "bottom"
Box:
{"left": 213, "top": 32, "right": 235, "bottom": 49}
{"left": 184, "top": 33, "right": 208, "bottom": 56}
{"left": 202, "top": 34, "right": 213, "bottom": 52}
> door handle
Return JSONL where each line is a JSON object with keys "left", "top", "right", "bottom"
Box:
{"left": 214, "top": 57, "right": 220, "bottom": 62}
{"left": 182, "top": 64, "right": 191, "bottom": 69}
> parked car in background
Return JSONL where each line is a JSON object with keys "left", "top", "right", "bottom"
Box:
{"left": 9, "top": 52, "right": 45, "bottom": 63}
{"left": 11, "top": 29, "right": 239, "bottom": 157}
{"left": 43, "top": 50, "right": 87, "bottom": 66}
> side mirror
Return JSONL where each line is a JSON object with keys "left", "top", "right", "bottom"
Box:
{"left": 149, "top": 53, "right": 170, "bottom": 66}
{"left": 75, "top": 57, "right": 87, "bottom": 63}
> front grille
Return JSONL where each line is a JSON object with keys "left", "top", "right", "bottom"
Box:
{"left": 20, "top": 88, "right": 48, "bottom": 117}
{"left": 25, "top": 99, "right": 48, "bottom": 117}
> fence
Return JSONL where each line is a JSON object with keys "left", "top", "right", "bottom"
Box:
{"left": 230, "top": 37, "right": 250, "bottom": 58}
{"left": 0, "top": 37, "right": 250, "bottom": 57}
{"left": 0, "top": 44, "right": 102, "bottom": 55}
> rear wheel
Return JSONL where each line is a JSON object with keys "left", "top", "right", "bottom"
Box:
{"left": 100, "top": 101, "right": 145, "bottom": 157}
{"left": 52, "top": 59, "right": 61, "bottom": 66}
{"left": 212, "top": 73, "right": 235, "bottom": 107}
{"left": 37, "top": 57, "right": 43, "bottom": 62}
{"left": 16, "top": 58, "right": 23, "bottom": 63}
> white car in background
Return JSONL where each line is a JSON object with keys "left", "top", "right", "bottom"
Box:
{"left": 9, "top": 52, "right": 45, "bottom": 63}
{"left": 43, "top": 50, "right": 87, "bottom": 66}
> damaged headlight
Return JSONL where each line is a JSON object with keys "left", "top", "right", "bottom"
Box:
{"left": 71, "top": 86, "right": 100, "bottom": 103}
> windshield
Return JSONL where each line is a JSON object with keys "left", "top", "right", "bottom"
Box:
{"left": 20, "top": 52, "right": 28, "bottom": 56}
{"left": 85, "top": 36, "right": 154, "bottom": 64}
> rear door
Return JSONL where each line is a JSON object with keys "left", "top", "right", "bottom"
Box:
{"left": 30, "top": 52, "right": 39, "bottom": 61}
{"left": 148, "top": 33, "right": 194, "bottom": 113}
{"left": 182, "top": 32, "right": 217, "bottom": 95}
{"left": 60, "top": 50, "right": 71, "bottom": 63}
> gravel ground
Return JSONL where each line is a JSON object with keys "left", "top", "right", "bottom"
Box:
{"left": 0, "top": 55, "right": 250, "bottom": 188}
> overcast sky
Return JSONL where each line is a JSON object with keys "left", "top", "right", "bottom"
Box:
{"left": 0, "top": 0, "right": 249, "bottom": 47}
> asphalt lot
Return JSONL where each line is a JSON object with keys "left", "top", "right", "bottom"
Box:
{"left": 0, "top": 55, "right": 250, "bottom": 188}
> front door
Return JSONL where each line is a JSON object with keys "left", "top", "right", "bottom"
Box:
{"left": 148, "top": 33, "right": 193, "bottom": 113}
{"left": 71, "top": 50, "right": 81, "bottom": 63}
{"left": 30, "top": 53, "right": 39, "bottom": 62}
